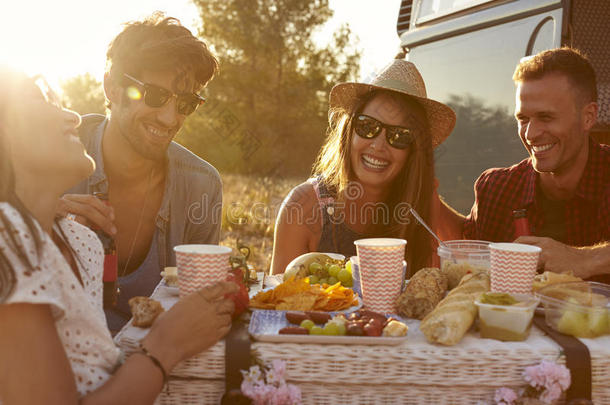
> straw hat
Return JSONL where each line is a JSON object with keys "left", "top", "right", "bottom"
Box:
{"left": 329, "top": 59, "right": 456, "bottom": 147}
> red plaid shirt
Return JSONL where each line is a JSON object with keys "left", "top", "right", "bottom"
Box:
{"left": 464, "top": 139, "right": 609, "bottom": 251}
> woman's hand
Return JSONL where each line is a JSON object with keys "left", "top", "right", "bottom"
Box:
{"left": 142, "top": 281, "right": 238, "bottom": 371}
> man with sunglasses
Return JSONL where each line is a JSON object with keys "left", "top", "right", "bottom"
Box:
{"left": 57, "top": 13, "right": 223, "bottom": 333}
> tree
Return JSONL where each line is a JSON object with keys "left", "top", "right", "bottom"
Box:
{"left": 435, "top": 94, "right": 527, "bottom": 213}
{"left": 180, "top": 0, "right": 360, "bottom": 176}
{"left": 60, "top": 73, "right": 106, "bottom": 115}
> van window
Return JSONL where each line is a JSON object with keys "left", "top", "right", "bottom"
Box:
{"left": 406, "top": 8, "right": 563, "bottom": 213}
{"left": 417, "top": 0, "right": 495, "bottom": 24}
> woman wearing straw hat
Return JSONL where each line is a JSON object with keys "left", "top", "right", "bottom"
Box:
{"left": 271, "top": 59, "right": 458, "bottom": 277}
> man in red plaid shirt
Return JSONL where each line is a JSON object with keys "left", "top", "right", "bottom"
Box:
{"left": 441, "top": 48, "right": 609, "bottom": 282}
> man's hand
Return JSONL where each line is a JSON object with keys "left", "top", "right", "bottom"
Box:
{"left": 57, "top": 194, "right": 116, "bottom": 235}
{"left": 514, "top": 236, "right": 587, "bottom": 277}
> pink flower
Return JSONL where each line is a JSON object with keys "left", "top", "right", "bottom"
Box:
{"left": 524, "top": 361, "right": 570, "bottom": 390}
{"left": 523, "top": 360, "right": 571, "bottom": 401}
{"left": 241, "top": 360, "right": 301, "bottom": 404}
{"left": 271, "top": 359, "right": 287, "bottom": 382}
{"left": 495, "top": 387, "right": 518, "bottom": 404}
{"left": 269, "top": 384, "right": 292, "bottom": 405}
{"left": 540, "top": 384, "right": 563, "bottom": 404}
{"left": 241, "top": 365, "right": 264, "bottom": 386}
{"left": 249, "top": 384, "right": 275, "bottom": 405}
{"left": 240, "top": 380, "right": 256, "bottom": 399}
{"left": 288, "top": 383, "right": 302, "bottom": 403}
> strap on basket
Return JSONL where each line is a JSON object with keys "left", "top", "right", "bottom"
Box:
{"left": 533, "top": 314, "right": 592, "bottom": 402}
{"left": 221, "top": 313, "right": 252, "bottom": 405}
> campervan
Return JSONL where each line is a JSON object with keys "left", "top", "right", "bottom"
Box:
{"left": 397, "top": 0, "right": 609, "bottom": 212}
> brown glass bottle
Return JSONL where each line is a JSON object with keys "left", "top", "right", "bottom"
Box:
{"left": 513, "top": 208, "right": 531, "bottom": 238}
{"left": 93, "top": 192, "right": 118, "bottom": 309}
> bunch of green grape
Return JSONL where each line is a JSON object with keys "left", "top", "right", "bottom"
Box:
{"left": 307, "top": 259, "right": 353, "bottom": 287}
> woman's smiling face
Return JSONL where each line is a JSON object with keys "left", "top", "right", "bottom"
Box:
{"left": 350, "top": 91, "right": 426, "bottom": 192}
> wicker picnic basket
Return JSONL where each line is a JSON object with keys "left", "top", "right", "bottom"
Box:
{"left": 118, "top": 324, "right": 610, "bottom": 404}
{"left": 115, "top": 284, "right": 610, "bottom": 404}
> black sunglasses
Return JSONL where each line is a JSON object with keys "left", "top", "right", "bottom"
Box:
{"left": 353, "top": 114, "right": 417, "bottom": 149}
{"left": 123, "top": 73, "right": 205, "bottom": 116}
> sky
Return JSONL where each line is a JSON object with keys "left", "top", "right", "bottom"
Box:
{"left": 1, "top": 0, "right": 401, "bottom": 89}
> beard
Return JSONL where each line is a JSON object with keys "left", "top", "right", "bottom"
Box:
{"left": 115, "top": 101, "right": 173, "bottom": 162}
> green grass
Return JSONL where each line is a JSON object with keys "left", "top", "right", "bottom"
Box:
{"left": 219, "top": 174, "right": 302, "bottom": 273}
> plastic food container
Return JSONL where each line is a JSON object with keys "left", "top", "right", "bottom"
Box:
{"left": 437, "top": 240, "right": 491, "bottom": 288}
{"left": 474, "top": 293, "right": 539, "bottom": 341}
{"left": 536, "top": 281, "right": 610, "bottom": 338}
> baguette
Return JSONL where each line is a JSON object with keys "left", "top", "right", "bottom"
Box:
{"left": 419, "top": 272, "right": 490, "bottom": 345}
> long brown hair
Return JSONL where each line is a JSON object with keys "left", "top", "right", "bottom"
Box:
{"left": 0, "top": 68, "right": 47, "bottom": 302}
{"left": 313, "top": 90, "right": 435, "bottom": 276}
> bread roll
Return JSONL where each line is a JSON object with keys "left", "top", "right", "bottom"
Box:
{"left": 419, "top": 272, "right": 490, "bottom": 346}
{"left": 440, "top": 261, "right": 487, "bottom": 290}
{"left": 128, "top": 296, "right": 165, "bottom": 328}
{"left": 395, "top": 267, "right": 448, "bottom": 320}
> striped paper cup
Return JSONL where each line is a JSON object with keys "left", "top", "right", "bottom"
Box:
{"left": 489, "top": 243, "right": 541, "bottom": 294}
{"left": 354, "top": 238, "right": 406, "bottom": 313}
{"left": 174, "top": 245, "right": 232, "bottom": 298}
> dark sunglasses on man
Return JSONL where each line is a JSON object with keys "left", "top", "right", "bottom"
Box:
{"left": 353, "top": 114, "right": 417, "bottom": 149}
{"left": 123, "top": 73, "right": 205, "bottom": 116}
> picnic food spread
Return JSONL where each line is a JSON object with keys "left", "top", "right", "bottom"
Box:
{"left": 118, "top": 241, "right": 610, "bottom": 405}
{"left": 249, "top": 277, "right": 359, "bottom": 311}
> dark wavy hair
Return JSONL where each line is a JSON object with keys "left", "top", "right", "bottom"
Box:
{"left": 312, "top": 90, "right": 436, "bottom": 276}
{"left": 0, "top": 68, "right": 45, "bottom": 302}
{"left": 105, "top": 11, "right": 219, "bottom": 108}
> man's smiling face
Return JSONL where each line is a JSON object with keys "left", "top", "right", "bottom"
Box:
{"left": 114, "top": 69, "right": 196, "bottom": 161}
{"left": 515, "top": 73, "right": 589, "bottom": 175}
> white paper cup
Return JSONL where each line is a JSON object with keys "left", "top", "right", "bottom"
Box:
{"left": 354, "top": 238, "right": 406, "bottom": 312}
{"left": 173, "top": 244, "right": 232, "bottom": 298}
{"left": 489, "top": 243, "right": 541, "bottom": 294}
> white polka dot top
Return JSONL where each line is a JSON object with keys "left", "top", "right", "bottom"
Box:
{"left": 0, "top": 203, "right": 121, "bottom": 396}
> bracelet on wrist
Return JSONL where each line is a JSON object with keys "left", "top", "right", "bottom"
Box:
{"left": 138, "top": 342, "right": 168, "bottom": 386}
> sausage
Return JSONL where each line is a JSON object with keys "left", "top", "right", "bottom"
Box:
{"left": 304, "top": 311, "right": 331, "bottom": 324}
{"left": 285, "top": 312, "right": 310, "bottom": 325}
{"left": 279, "top": 326, "right": 309, "bottom": 335}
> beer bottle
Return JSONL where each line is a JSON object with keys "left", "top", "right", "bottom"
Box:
{"left": 93, "top": 192, "right": 118, "bottom": 308}
{"left": 512, "top": 208, "right": 531, "bottom": 238}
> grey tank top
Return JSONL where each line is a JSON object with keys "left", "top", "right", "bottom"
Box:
{"left": 104, "top": 233, "right": 160, "bottom": 334}
{"left": 311, "top": 177, "right": 367, "bottom": 258}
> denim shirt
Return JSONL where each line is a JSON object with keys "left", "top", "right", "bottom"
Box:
{"left": 68, "top": 114, "right": 223, "bottom": 271}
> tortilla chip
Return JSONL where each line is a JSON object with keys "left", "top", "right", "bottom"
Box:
{"left": 249, "top": 275, "right": 358, "bottom": 311}
{"left": 277, "top": 293, "right": 317, "bottom": 311}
